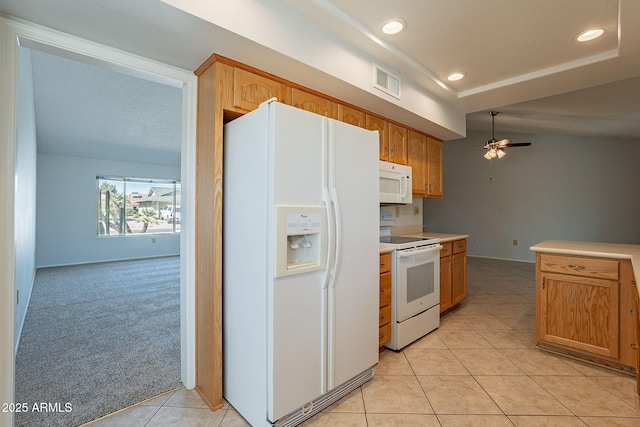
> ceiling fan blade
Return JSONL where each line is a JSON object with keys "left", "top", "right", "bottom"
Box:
{"left": 496, "top": 138, "right": 510, "bottom": 146}
{"left": 502, "top": 142, "right": 531, "bottom": 147}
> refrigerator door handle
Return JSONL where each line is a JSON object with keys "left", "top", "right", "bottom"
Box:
{"left": 329, "top": 187, "right": 342, "bottom": 288}
{"left": 322, "top": 188, "right": 335, "bottom": 290}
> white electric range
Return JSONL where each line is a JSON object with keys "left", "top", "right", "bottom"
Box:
{"left": 380, "top": 234, "right": 442, "bottom": 350}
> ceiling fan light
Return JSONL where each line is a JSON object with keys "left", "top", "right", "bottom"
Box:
{"left": 483, "top": 148, "right": 498, "bottom": 160}
{"left": 575, "top": 28, "right": 605, "bottom": 42}
{"left": 496, "top": 148, "right": 506, "bottom": 158}
{"left": 381, "top": 19, "right": 406, "bottom": 35}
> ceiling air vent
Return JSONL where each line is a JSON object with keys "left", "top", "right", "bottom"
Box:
{"left": 373, "top": 64, "right": 401, "bottom": 99}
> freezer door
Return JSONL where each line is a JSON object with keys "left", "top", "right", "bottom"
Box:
{"left": 326, "top": 119, "right": 379, "bottom": 390}
{"left": 269, "top": 103, "right": 327, "bottom": 421}
{"left": 270, "top": 274, "right": 326, "bottom": 421}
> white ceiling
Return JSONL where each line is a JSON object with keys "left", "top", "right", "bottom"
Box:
{"left": 2, "top": 0, "right": 640, "bottom": 161}
{"left": 29, "top": 50, "right": 183, "bottom": 165}
{"left": 270, "top": 0, "right": 640, "bottom": 139}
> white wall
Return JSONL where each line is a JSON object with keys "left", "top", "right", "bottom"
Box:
{"left": 423, "top": 130, "right": 640, "bottom": 262}
{"left": 14, "top": 48, "right": 38, "bottom": 353}
{"left": 36, "top": 153, "right": 181, "bottom": 267}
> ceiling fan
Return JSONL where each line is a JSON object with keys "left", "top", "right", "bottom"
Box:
{"left": 483, "top": 111, "right": 531, "bottom": 159}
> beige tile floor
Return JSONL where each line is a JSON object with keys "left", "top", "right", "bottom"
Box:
{"left": 85, "top": 257, "right": 640, "bottom": 426}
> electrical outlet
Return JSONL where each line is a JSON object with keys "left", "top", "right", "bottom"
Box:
{"left": 413, "top": 207, "right": 419, "bottom": 216}
{"left": 152, "top": 237, "right": 157, "bottom": 244}
{"left": 513, "top": 239, "right": 518, "bottom": 246}
{"left": 395, "top": 207, "right": 400, "bottom": 217}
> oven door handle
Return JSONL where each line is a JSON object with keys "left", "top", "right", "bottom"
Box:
{"left": 397, "top": 245, "right": 442, "bottom": 258}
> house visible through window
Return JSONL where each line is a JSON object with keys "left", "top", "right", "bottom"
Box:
{"left": 97, "top": 176, "right": 181, "bottom": 236}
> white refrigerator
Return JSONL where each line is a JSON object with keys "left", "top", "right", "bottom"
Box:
{"left": 223, "top": 99, "right": 379, "bottom": 426}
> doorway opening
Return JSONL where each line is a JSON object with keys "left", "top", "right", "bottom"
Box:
{"left": 9, "top": 32, "right": 196, "bottom": 425}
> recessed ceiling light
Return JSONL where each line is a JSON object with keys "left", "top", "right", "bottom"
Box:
{"left": 447, "top": 72, "right": 465, "bottom": 82}
{"left": 575, "top": 27, "right": 605, "bottom": 42}
{"left": 381, "top": 19, "right": 406, "bottom": 35}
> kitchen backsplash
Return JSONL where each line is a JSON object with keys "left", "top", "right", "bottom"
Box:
{"left": 380, "top": 197, "right": 423, "bottom": 229}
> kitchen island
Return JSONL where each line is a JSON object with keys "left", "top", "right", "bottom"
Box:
{"left": 530, "top": 240, "right": 640, "bottom": 394}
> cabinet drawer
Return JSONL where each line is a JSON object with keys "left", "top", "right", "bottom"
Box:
{"left": 440, "top": 242, "right": 452, "bottom": 257}
{"left": 380, "top": 272, "right": 391, "bottom": 307}
{"left": 379, "top": 305, "right": 391, "bottom": 326}
{"left": 379, "top": 322, "right": 391, "bottom": 347}
{"left": 380, "top": 252, "right": 392, "bottom": 273}
{"left": 453, "top": 239, "right": 466, "bottom": 254}
{"left": 540, "top": 254, "right": 619, "bottom": 281}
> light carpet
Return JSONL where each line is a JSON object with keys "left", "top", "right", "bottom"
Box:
{"left": 14, "top": 256, "right": 181, "bottom": 427}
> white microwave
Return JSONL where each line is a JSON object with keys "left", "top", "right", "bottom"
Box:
{"left": 379, "top": 161, "right": 412, "bottom": 204}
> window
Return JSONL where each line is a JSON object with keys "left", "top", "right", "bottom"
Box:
{"left": 97, "top": 176, "right": 181, "bottom": 236}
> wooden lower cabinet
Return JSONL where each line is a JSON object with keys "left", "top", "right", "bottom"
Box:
{"left": 440, "top": 239, "right": 467, "bottom": 313}
{"left": 379, "top": 252, "right": 392, "bottom": 348}
{"left": 535, "top": 253, "right": 638, "bottom": 370}
{"left": 452, "top": 251, "right": 467, "bottom": 305}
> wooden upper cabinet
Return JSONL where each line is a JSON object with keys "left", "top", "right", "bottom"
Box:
{"left": 338, "top": 104, "right": 365, "bottom": 127}
{"left": 292, "top": 88, "right": 337, "bottom": 119}
{"left": 388, "top": 123, "right": 407, "bottom": 165}
{"left": 407, "top": 130, "right": 427, "bottom": 196}
{"left": 426, "top": 137, "right": 443, "bottom": 197}
{"left": 233, "top": 68, "right": 289, "bottom": 112}
{"left": 366, "top": 114, "right": 388, "bottom": 161}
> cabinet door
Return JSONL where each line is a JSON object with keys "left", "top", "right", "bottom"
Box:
{"left": 388, "top": 123, "right": 407, "bottom": 165}
{"left": 408, "top": 130, "right": 427, "bottom": 196}
{"left": 619, "top": 260, "right": 638, "bottom": 367}
{"left": 538, "top": 272, "right": 619, "bottom": 359}
{"left": 440, "top": 255, "right": 452, "bottom": 313}
{"left": 292, "top": 88, "right": 337, "bottom": 118}
{"left": 233, "top": 68, "right": 288, "bottom": 111}
{"left": 426, "top": 137, "right": 443, "bottom": 197}
{"left": 380, "top": 271, "right": 392, "bottom": 307}
{"left": 366, "top": 114, "right": 388, "bottom": 161}
{"left": 379, "top": 254, "right": 392, "bottom": 347}
{"left": 338, "top": 104, "right": 365, "bottom": 127}
{"left": 452, "top": 252, "right": 467, "bottom": 305}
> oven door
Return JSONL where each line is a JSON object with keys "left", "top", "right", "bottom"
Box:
{"left": 394, "top": 245, "right": 441, "bottom": 322}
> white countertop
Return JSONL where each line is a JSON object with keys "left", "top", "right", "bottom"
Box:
{"left": 530, "top": 240, "right": 640, "bottom": 296}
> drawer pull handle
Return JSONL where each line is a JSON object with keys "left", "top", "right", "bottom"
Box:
{"left": 568, "top": 265, "right": 586, "bottom": 270}
{"left": 631, "top": 309, "right": 637, "bottom": 315}
{"left": 631, "top": 343, "right": 638, "bottom": 350}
